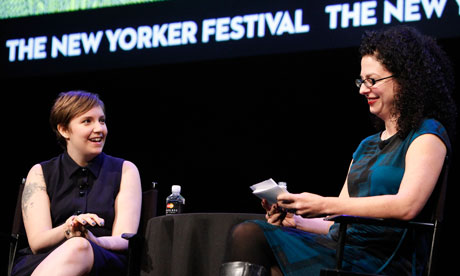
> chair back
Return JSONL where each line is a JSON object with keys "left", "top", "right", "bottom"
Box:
{"left": 321, "top": 156, "right": 451, "bottom": 276}
{"left": 8, "top": 178, "right": 26, "bottom": 276}
{"left": 425, "top": 156, "right": 450, "bottom": 276}
{"left": 124, "top": 187, "right": 158, "bottom": 276}
{"left": 140, "top": 188, "right": 158, "bottom": 235}
{"left": 431, "top": 156, "right": 449, "bottom": 223}
{"left": 11, "top": 178, "right": 26, "bottom": 237}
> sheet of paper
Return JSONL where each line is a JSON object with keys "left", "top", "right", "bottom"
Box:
{"left": 250, "top": 178, "right": 287, "bottom": 205}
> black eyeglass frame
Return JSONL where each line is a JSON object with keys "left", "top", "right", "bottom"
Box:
{"left": 355, "top": 75, "right": 395, "bottom": 88}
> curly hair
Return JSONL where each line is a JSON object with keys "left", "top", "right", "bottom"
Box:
{"left": 359, "top": 25, "right": 457, "bottom": 140}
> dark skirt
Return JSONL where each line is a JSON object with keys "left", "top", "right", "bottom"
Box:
{"left": 12, "top": 239, "right": 127, "bottom": 276}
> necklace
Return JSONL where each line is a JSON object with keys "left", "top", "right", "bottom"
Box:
{"left": 381, "top": 130, "right": 392, "bottom": 141}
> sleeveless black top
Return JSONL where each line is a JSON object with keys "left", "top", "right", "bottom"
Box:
{"left": 12, "top": 152, "right": 127, "bottom": 276}
{"left": 41, "top": 151, "right": 124, "bottom": 237}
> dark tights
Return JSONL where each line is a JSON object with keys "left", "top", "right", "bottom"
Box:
{"left": 223, "top": 222, "right": 282, "bottom": 275}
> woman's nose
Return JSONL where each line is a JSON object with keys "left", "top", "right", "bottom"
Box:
{"left": 359, "top": 84, "right": 370, "bottom": 95}
{"left": 93, "top": 121, "right": 104, "bottom": 132}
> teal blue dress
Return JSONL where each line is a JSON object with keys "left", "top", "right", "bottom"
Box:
{"left": 252, "top": 118, "right": 451, "bottom": 275}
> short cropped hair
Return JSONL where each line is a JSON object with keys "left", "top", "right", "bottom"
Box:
{"left": 50, "top": 91, "right": 105, "bottom": 149}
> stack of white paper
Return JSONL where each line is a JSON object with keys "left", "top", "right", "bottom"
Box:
{"left": 250, "top": 178, "right": 288, "bottom": 205}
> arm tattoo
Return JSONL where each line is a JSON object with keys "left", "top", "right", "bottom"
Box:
{"left": 22, "top": 182, "right": 46, "bottom": 219}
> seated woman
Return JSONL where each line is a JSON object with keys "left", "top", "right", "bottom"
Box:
{"left": 12, "top": 91, "right": 142, "bottom": 276}
{"left": 221, "top": 26, "right": 456, "bottom": 276}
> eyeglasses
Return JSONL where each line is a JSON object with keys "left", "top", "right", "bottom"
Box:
{"left": 355, "top": 75, "right": 394, "bottom": 88}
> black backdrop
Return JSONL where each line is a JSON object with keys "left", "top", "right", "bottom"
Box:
{"left": 1, "top": 34, "right": 459, "bottom": 274}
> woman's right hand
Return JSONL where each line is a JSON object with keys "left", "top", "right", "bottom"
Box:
{"left": 262, "top": 199, "right": 297, "bottom": 228}
{"left": 64, "top": 213, "right": 104, "bottom": 239}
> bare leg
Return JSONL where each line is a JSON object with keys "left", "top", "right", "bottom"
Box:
{"left": 32, "top": 237, "right": 94, "bottom": 276}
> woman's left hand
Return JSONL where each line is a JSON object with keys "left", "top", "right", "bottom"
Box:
{"left": 277, "top": 192, "right": 327, "bottom": 218}
{"left": 64, "top": 215, "right": 86, "bottom": 239}
{"left": 264, "top": 202, "right": 297, "bottom": 228}
{"left": 64, "top": 213, "right": 104, "bottom": 239}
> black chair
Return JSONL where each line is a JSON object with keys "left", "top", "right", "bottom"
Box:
{"left": 320, "top": 156, "right": 450, "bottom": 276}
{"left": 122, "top": 186, "right": 158, "bottom": 276}
{"left": 6, "top": 178, "right": 26, "bottom": 276}
{"left": 5, "top": 178, "right": 158, "bottom": 276}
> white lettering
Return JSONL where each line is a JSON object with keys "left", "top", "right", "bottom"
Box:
{"left": 168, "top": 22, "right": 182, "bottom": 46}
{"left": 202, "top": 19, "right": 216, "bottom": 43}
{"left": 202, "top": 10, "right": 309, "bottom": 42}
{"left": 230, "top": 16, "right": 245, "bottom": 40}
{"left": 216, "top": 17, "right": 231, "bottom": 42}
{"left": 52, "top": 32, "right": 100, "bottom": 58}
{"left": 67, "top": 33, "right": 81, "bottom": 56}
{"left": 341, "top": 3, "right": 361, "bottom": 28}
{"left": 81, "top": 31, "right": 103, "bottom": 54}
{"left": 257, "top": 14, "right": 265, "bottom": 37}
{"left": 243, "top": 14, "right": 258, "bottom": 39}
{"left": 119, "top": 27, "right": 137, "bottom": 51}
{"left": 5, "top": 9, "right": 316, "bottom": 62}
{"left": 405, "top": 0, "right": 421, "bottom": 22}
{"left": 421, "top": 0, "right": 447, "bottom": 19}
{"left": 265, "top": 11, "right": 283, "bottom": 35}
{"left": 137, "top": 26, "right": 153, "bottom": 49}
{"left": 18, "top": 38, "right": 34, "bottom": 61}
{"left": 34, "top": 36, "right": 47, "bottom": 59}
{"left": 326, "top": 2, "right": 377, "bottom": 29}
{"left": 182, "top": 21, "right": 198, "bottom": 45}
{"left": 325, "top": 4, "right": 342, "bottom": 29}
{"left": 384, "top": 0, "right": 444, "bottom": 23}
{"left": 6, "top": 39, "right": 19, "bottom": 62}
{"left": 5, "top": 37, "right": 47, "bottom": 62}
{"left": 51, "top": 35, "right": 68, "bottom": 58}
{"left": 361, "top": 1, "right": 378, "bottom": 26}
{"left": 152, "top": 24, "right": 168, "bottom": 47}
{"left": 105, "top": 29, "right": 122, "bottom": 52}
{"left": 295, "top": 9, "right": 310, "bottom": 33}
{"left": 384, "top": 0, "right": 404, "bottom": 23}
{"left": 277, "top": 11, "right": 295, "bottom": 35}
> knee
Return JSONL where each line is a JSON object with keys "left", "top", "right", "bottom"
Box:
{"left": 30, "top": 238, "right": 94, "bottom": 276}
{"left": 62, "top": 237, "right": 93, "bottom": 257}
{"left": 231, "top": 222, "right": 263, "bottom": 243}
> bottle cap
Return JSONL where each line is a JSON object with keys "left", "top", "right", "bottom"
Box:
{"left": 278, "top": 181, "right": 287, "bottom": 191}
{"left": 172, "top": 185, "right": 181, "bottom": 193}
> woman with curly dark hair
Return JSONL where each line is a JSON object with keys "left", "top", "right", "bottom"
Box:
{"left": 220, "top": 26, "right": 456, "bottom": 276}
{"left": 360, "top": 25, "right": 457, "bottom": 141}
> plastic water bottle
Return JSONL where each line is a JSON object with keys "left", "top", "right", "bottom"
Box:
{"left": 165, "top": 185, "right": 185, "bottom": 215}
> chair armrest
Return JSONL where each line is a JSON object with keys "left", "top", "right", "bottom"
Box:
{"left": 324, "top": 215, "right": 435, "bottom": 270}
{"left": 122, "top": 232, "right": 143, "bottom": 276}
{"left": 324, "top": 215, "right": 434, "bottom": 229}
{"left": 121, "top": 233, "right": 138, "bottom": 240}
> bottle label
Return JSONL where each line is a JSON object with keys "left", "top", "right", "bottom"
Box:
{"left": 166, "top": 202, "right": 183, "bottom": 215}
